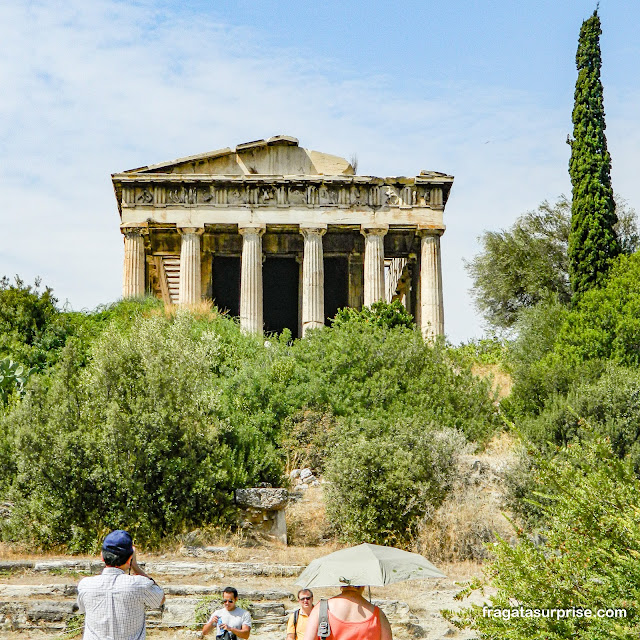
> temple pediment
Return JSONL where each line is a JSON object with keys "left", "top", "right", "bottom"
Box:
{"left": 123, "top": 135, "right": 355, "bottom": 177}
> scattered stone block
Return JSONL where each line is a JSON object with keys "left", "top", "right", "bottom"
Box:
{"left": 235, "top": 488, "right": 289, "bottom": 545}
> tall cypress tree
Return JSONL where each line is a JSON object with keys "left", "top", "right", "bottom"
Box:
{"left": 568, "top": 9, "right": 620, "bottom": 302}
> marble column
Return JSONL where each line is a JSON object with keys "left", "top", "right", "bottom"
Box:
{"left": 178, "top": 227, "right": 204, "bottom": 305}
{"left": 361, "top": 226, "right": 388, "bottom": 307}
{"left": 239, "top": 225, "right": 265, "bottom": 334}
{"left": 300, "top": 225, "right": 327, "bottom": 336}
{"left": 122, "top": 228, "right": 146, "bottom": 298}
{"left": 419, "top": 231, "right": 445, "bottom": 339}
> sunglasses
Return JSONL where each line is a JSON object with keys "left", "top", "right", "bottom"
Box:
{"left": 299, "top": 597, "right": 312, "bottom": 601}
{"left": 223, "top": 600, "right": 235, "bottom": 604}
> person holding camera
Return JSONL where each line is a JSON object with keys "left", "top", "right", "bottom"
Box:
{"left": 201, "top": 587, "right": 252, "bottom": 639}
{"left": 76, "top": 529, "right": 165, "bottom": 640}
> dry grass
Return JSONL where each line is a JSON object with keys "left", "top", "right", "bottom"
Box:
{"left": 472, "top": 363, "right": 513, "bottom": 399}
{"left": 149, "top": 300, "right": 222, "bottom": 321}
{"left": 285, "top": 485, "right": 333, "bottom": 547}
{"left": 414, "top": 431, "right": 517, "bottom": 563}
{"left": 414, "top": 486, "right": 513, "bottom": 563}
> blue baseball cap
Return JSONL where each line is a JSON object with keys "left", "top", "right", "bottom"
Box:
{"left": 102, "top": 530, "right": 134, "bottom": 557}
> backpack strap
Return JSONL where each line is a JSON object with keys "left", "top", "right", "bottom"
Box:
{"left": 293, "top": 608, "right": 300, "bottom": 633}
{"left": 318, "top": 599, "right": 331, "bottom": 639}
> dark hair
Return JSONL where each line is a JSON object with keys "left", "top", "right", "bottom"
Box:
{"left": 102, "top": 550, "right": 131, "bottom": 567}
{"left": 297, "top": 589, "right": 313, "bottom": 599}
{"left": 223, "top": 587, "right": 238, "bottom": 599}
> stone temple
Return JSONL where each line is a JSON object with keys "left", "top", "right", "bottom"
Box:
{"left": 112, "top": 136, "right": 453, "bottom": 338}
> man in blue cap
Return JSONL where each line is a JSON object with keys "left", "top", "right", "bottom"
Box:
{"left": 76, "top": 529, "right": 165, "bottom": 640}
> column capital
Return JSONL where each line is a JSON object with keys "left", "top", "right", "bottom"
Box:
{"left": 299, "top": 224, "right": 327, "bottom": 237}
{"left": 416, "top": 226, "right": 445, "bottom": 237}
{"left": 238, "top": 224, "right": 266, "bottom": 236}
{"left": 120, "top": 224, "right": 149, "bottom": 236}
{"left": 360, "top": 224, "right": 389, "bottom": 236}
{"left": 177, "top": 226, "right": 205, "bottom": 235}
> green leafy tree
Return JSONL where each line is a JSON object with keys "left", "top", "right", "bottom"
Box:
{"left": 0, "top": 357, "right": 35, "bottom": 405}
{"left": 0, "top": 276, "right": 88, "bottom": 369}
{"left": 447, "top": 437, "right": 640, "bottom": 640}
{"left": 568, "top": 9, "right": 620, "bottom": 301}
{"left": 466, "top": 197, "right": 637, "bottom": 330}
{"left": 505, "top": 252, "right": 640, "bottom": 417}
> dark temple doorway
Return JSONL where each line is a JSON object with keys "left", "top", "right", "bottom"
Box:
{"left": 212, "top": 257, "right": 241, "bottom": 318}
{"left": 263, "top": 257, "right": 299, "bottom": 336}
{"left": 324, "top": 257, "right": 349, "bottom": 325}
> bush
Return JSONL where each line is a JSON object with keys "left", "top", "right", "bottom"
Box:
{"left": 554, "top": 252, "right": 640, "bottom": 367}
{"left": 332, "top": 299, "right": 414, "bottom": 330}
{"left": 325, "top": 421, "right": 465, "bottom": 546}
{"left": 1, "top": 312, "right": 282, "bottom": 550}
{"left": 502, "top": 299, "right": 573, "bottom": 417}
{"left": 447, "top": 437, "right": 640, "bottom": 639}
{"left": 515, "top": 364, "right": 640, "bottom": 468}
{"left": 287, "top": 314, "right": 499, "bottom": 444}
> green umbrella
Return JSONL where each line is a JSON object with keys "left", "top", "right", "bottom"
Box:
{"left": 295, "top": 543, "right": 446, "bottom": 588}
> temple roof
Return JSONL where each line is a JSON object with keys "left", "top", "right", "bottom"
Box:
{"left": 121, "top": 135, "right": 355, "bottom": 177}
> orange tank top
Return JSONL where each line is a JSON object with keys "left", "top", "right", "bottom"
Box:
{"left": 327, "top": 606, "right": 381, "bottom": 640}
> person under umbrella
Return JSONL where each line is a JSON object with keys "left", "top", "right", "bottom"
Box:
{"left": 302, "top": 584, "right": 392, "bottom": 640}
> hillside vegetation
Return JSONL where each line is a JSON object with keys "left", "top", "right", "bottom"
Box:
{"left": 0, "top": 282, "right": 499, "bottom": 552}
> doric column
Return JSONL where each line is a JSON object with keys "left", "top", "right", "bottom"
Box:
{"left": 122, "top": 227, "right": 146, "bottom": 298}
{"left": 419, "top": 231, "right": 445, "bottom": 339}
{"left": 300, "top": 225, "right": 327, "bottom": 336}
{"left": 361, "top": 225, "right": 388, "bottom": 307}
{"left": 178, "top": 227, "right": 204, "bottom": 305}
{"left": 239, "top": 225, "right": 266, "bottom": 334}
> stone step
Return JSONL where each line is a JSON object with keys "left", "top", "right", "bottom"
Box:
{"left": 145, "top": 561, "right": 303, "bottom": 577}
{"left": 0, "top": 559, "right": 304, "bottom": 578}
{"left": 0, "top": 583, "right": 294, "bottom": 600}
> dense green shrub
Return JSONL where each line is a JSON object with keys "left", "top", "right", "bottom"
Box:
{"left": 553, "top": 253, "right": 640, "bottom": 367}
{"left": 517, "top": 364, "right": 640, "bottom": 468}
{"left": 325, "top": 420, "right": 466, "bottom": 546}
{"left": 332, "top": 299, "right": 414, "bottom": 330}
{"left": 280, "top": 409, "right": 336, "bottom": 473}
{"left": 499, "top": 300, "right": 572, "bottom": 417}
{"left": 447, "top": 437, "right": 640, "bottom": 639}
{"left": 287, "top": 310, "right": 499, "bottom": 443}
{"left": 1, "top": 312, "right": 280, "bottom": 550}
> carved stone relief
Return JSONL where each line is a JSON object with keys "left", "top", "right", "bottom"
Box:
{"left": 167, "top": 187, "right": 185, "bottom": 204}
{"left": 288, "top": 187, "right": 306, "bottom": 206}
{"left": 384, "top": 186, "right": 399, "bottom": 206}
{"left": 136, "top": 188, "right": 153, "bottom": 204}
{"left": 227, "top": 188, "right": 246, "bottom": 206}
{"left": 122, "top": 181, "right": 442, "bottom": 210}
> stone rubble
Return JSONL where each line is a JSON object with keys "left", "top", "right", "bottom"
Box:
{"left": 289, "top": 468, "right": 320, "bottom": 488}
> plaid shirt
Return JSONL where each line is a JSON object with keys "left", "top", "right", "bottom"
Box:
{"left": 77, "top": 567, "right": 164, "bottom": 640}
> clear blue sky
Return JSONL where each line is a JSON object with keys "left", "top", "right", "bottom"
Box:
{"left": 1, "top": 0, "right": 638, "bottom": 342}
